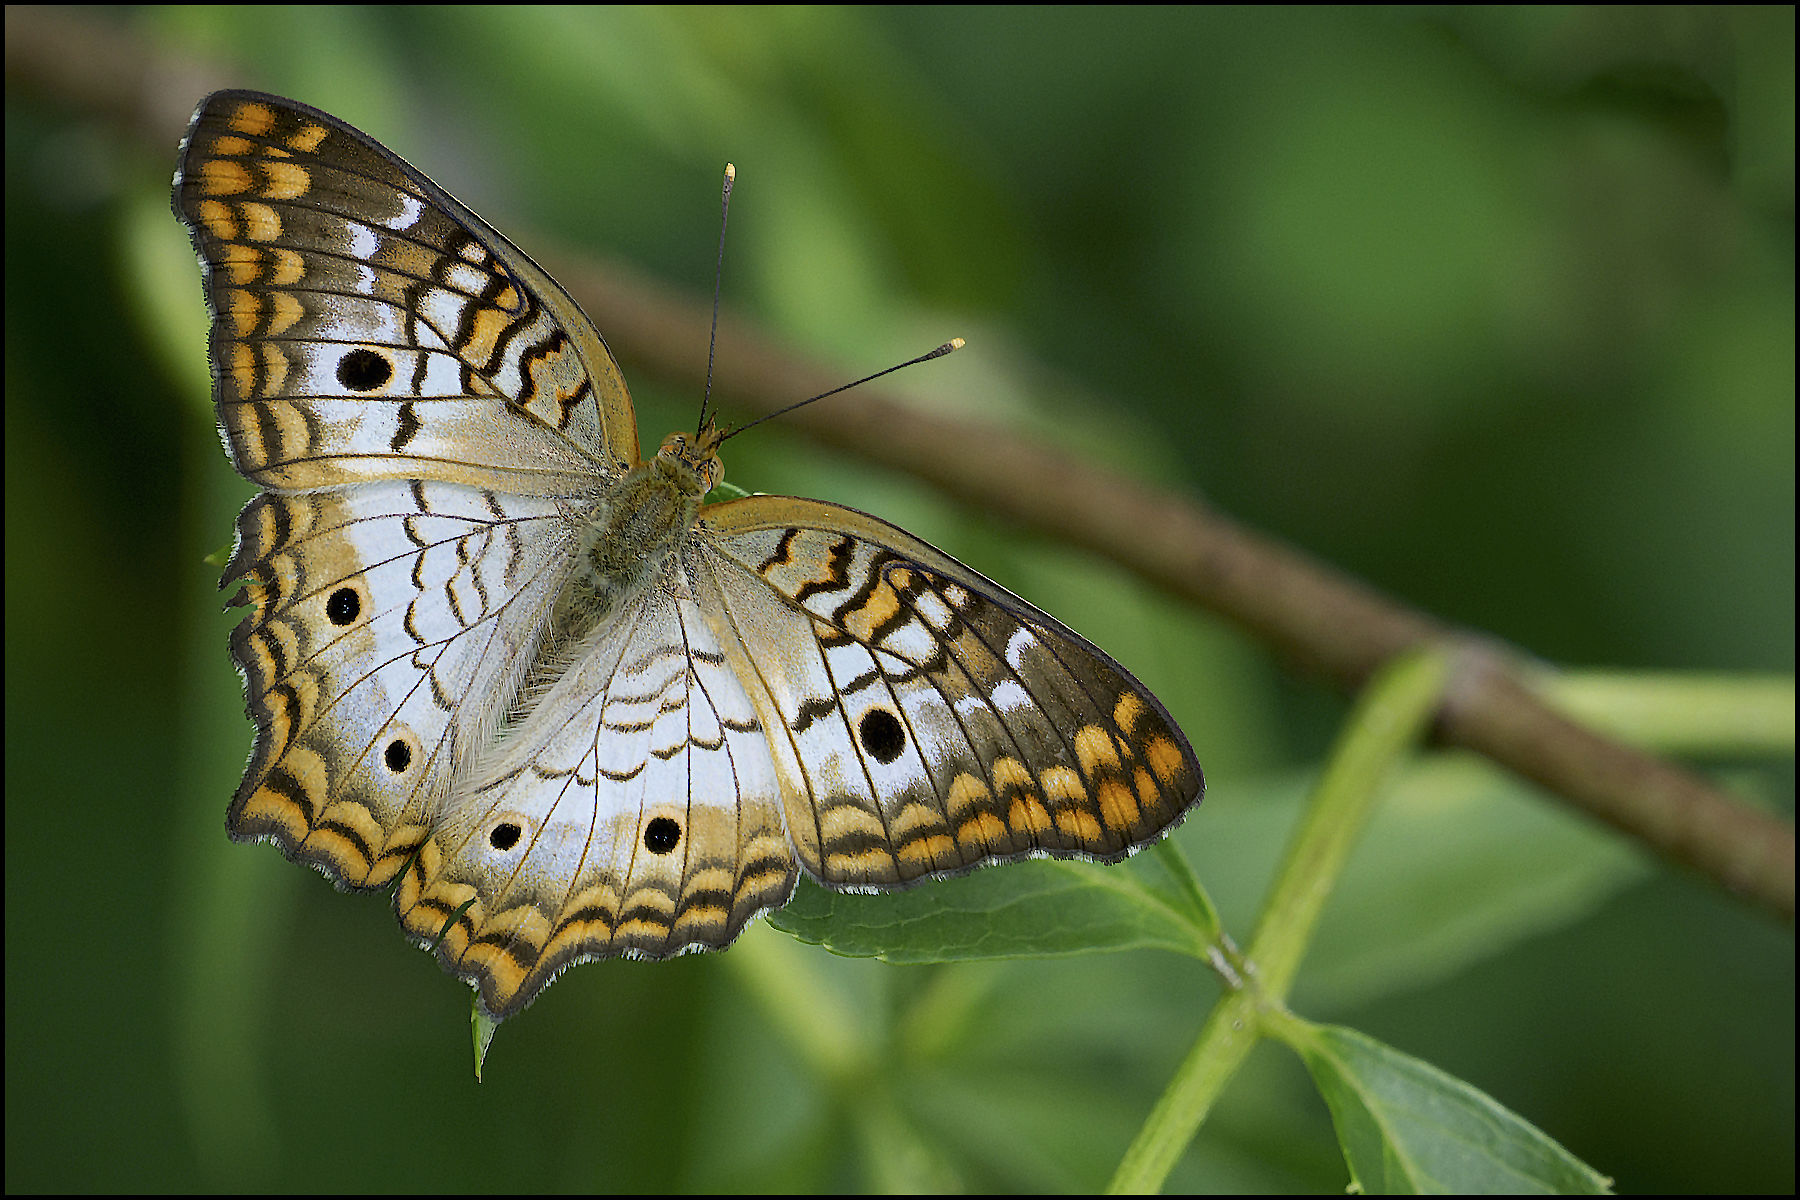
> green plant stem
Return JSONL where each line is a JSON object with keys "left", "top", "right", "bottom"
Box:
{"left": 1246, "top": 647, "right": 1453, "bottom": 1000}
{"left": 1544, "top": 671, "right": 1795, "bottom": 757}
{"left": 1108, "top": 646, "right": 1453, "bottom": 1193}
{"left": 1107, "top": 973, "right": 1264, "bottom": 1194}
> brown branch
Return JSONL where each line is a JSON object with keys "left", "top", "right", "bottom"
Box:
{"left": 14, "top": 6, "right": 1790, "bottom": 921}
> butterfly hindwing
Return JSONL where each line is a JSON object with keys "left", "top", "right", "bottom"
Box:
{"left": 223, "top": 479, "right": 573, "bottom": 889}
{"left": 393, "top": 582, "right": 799, "bottom": 1018}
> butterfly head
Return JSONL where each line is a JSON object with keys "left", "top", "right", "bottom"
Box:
{"left": 654, "top": 423, "right": 727, "bottom": 496}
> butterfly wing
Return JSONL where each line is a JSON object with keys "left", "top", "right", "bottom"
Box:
{"left": 174, "top": 91, "right": 628, "bottom": 887}
{"left": 391, "top": 578, "right": 799, "bottom": 1019}
{"left": 694, "top": 496, "right": 1204, "bottom": 888}
{"left": 175, "top": 91, "right": 638, "bottom": 489}
{"left": 222, "top": 481, "right": 575, "bottom": 885}
{"left": 386, "top": 491, "right": 1204, "bottom": 1020}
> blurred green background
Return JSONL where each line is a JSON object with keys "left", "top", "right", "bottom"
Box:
{"left": 5, "top": 6, "right": 1791, "bottom": 1192}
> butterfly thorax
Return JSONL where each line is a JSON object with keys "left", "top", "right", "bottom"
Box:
{"left": 547, "top": 428, "right": 724, "bottom": 649}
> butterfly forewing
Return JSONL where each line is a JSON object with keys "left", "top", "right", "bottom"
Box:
{"left": 174, "top": 90, "right": 637, "bottom": 492}
{"left": 178, "top": 90, "right": 1203, "bottom": 1022}
{"left": 697, "top": 497, "right": 1202, "bottom": 890}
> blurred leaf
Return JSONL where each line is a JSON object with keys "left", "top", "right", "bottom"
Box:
{"left": 1188, "top": 752, "right": 1653, "bottom": 1015}
{"left": 900, "top": 1063, "right": 1163, "bottom": 1192}
{"left": 1275, "top": 1018, "right": 1614, "bottom": 1194}
{"left": 1297, "top": 754, "right": 1653, "bottom": 1010}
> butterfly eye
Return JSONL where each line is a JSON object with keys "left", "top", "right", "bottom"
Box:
{"left": 643, "top": 817, "right": 681, "bottom": 854}
{"left": 336, "top": 347, "right": 392, "bottom": 391}
{"left": 858, "top": 709, "right": 907, "bottom": 764}
{"left": 325, "top": 585, "right": 362, "bottom": 626}
{"left": 489, "top": 822, "right": 523, "bottom": 852}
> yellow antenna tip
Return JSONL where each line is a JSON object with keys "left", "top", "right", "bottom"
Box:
{"left": 948, "top": 337, "right": 966, "bottom": 351}
{"left": 724, "top": 163, "right": 736, "bottom": 181}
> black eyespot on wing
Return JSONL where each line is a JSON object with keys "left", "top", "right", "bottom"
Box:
{"left": 383, "top": 738, "right": 411, "bottom": 773}
{"left": 337, "top": 347, "right": 392, "bottom": 391}
{"left": 644, "top": 817, "right": 681, "bottom": 854}
{"left": 489, "top": 822, "right": 522, "bottom": 852}
{"left": 858, "top": 709, "right": 906, "bottom": 764}
{"left": 326, "top": 586, "right": 361, "bottom": 625}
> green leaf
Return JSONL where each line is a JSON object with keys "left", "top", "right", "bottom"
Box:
{"left": 471, "top": 1002, "right": 498, "bottom": 1082}
{"left": 767, "top": 845, "right": 1214, "bottom": 962}
{"left": 1274, "top": 1018, "right": 1613, "bottom": 1194}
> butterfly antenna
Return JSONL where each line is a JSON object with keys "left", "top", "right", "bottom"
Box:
{"left": 697, "top": 163, "right": 735, "bottom": 435}
{"left": 722, "top": 338, "right": 966, "bottom": 442}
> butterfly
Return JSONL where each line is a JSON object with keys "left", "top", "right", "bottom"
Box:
{"left": 174, "top": 90, "right": 1204, "bottom": 1021}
